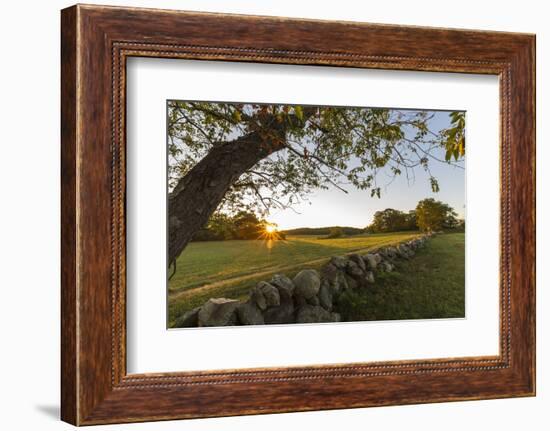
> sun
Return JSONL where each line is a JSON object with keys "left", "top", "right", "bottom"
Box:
{"left": 265, "top": 224, "right": 276, "bottom": 234}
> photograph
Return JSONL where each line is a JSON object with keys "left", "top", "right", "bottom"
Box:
{"left": 167, "top": 101, "right": 466, "bottom": 328}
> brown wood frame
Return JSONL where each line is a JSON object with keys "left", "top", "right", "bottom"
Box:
{"left": 61, "top": 4, "right": 536, "bottom": 426}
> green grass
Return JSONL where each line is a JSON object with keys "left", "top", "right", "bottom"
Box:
{"left": 168, "top": 231, "right": 422, "bottom": 326}
{"left": 336, "top": 233, "right": 465, "bottom": 321}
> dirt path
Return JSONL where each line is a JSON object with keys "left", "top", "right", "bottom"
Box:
{"left": 168, "top": 255, "right": 331, "bottom": 301}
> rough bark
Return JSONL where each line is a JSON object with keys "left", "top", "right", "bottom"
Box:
{"left": 168, "top": 128, "right": 286, "bottom": 267}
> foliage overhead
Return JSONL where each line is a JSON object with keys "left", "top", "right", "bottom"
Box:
{"left": 168, "top": 101, "right": 465, "bottom": 218}
{"left": 441, "top": 111, "right": 466, "bottom": 162}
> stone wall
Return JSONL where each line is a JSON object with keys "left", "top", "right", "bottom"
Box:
{"left": 173, "top": 234, "right": 432, "bottom": 328}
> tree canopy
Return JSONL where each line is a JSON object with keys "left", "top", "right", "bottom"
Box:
{"left": 366, "top": 208, "right": 417, "bottom": 233}
{"left": 192, "top": 211, "right": 283, "bottom": 242}
{"left": 366, "top": 200, "right": 460, "bottom": 233}
{"left": 169, "top": 102, "right": 464, "bottom": 215}
{"left": 415, "top": 198, "right": 459, "bottom": 232}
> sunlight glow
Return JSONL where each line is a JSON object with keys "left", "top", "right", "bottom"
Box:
{"left": 265, "top": 224, "right": 276, "bottom": 234}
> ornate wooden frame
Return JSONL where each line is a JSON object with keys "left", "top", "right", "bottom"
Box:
{"left": 61, "top": 4, "right": 536, "bottom": 425}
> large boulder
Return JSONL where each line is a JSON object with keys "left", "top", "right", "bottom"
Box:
{"left": 385, "top": 246, "right": 398, "bottom": 259}
{"left": 307, "top": 295, "right": 321, "bottom": 306}
{"left": 320, "top": 262, "right": 338, "bottom": 280}
{"left": 362, "top": 253, "right": 378, "bottom": 270}
{"left": 333, "top": 270, "right": 349, "bottom": 294}
{"left": 173, "top": 306, "right": 201, "bottom": 328}
{"left": 330, "top": 256, "right": 348, "bottom": 270}
{"left": 270, "top": 273, "right": 294, "bottom": 291}
{"left": 264, "top": 303, "right": 295, "bottom": 324}
{"left": 320, "top": 263, "right": 348, "bottom": 295}
{"left": 296, "top": 305, "right": 341, "bottom": 323}
{"left": 349, "top": 254, "right": 366, "bottom": 272}
{"left": 293, "top": 269, "right": 321, "bottom": 300}
{"left": 377, "top": 248, "right": 389, "bottom": 259}
{"left": 318, "top": 282, "right": 333, "bottom": 311}
{"left": 270, "top": 274, "right": 294, "bottom": 305}
{"left": 397, "top": 244, "right": 414, "bottom": 259}
{"left": 260, "top": 282, "right": 281, "bottom": 307}
{"left": 237, "top": 301, "right": 265, "bottom": 325}
{"left": 198, "top": 298, "right": 240, "bottom": 327}
{"left": 345, "top": 275, "right": 358, "bottom": 290}
{"left": 250, "top": 281, "right": 280, "bottom": 310}
{"left": 346, "top": 260, "right": 364, "bottom": 279}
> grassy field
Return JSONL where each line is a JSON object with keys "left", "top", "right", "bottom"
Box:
{"left": 336, "top": 232, "right": 465, "bottom": 321}
{"left": 168, "top": 231, "right": 422, "bottom": 325}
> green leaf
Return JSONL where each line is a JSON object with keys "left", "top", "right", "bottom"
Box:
{"left": 430, "top": 177, "right": 440, "bottom": 193}
{"left": 294, "top": 106, "right": 304, "bottom": 121}
{"left": 232, "top": 110, "right": 241, "bottom": 122}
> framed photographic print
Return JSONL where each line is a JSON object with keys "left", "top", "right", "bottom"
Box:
{"left": 61, "top": 4, "right": 535, "bottom": 425}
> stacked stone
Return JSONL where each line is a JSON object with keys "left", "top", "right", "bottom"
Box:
{"left": 173, "top": 235, "right": 430, "bottom": 328}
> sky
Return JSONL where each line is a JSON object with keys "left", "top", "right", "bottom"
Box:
{"left": 267, "top": 111, "right": 465, "bottom": 230}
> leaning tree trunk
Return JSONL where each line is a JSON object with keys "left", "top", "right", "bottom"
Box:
{"left": 168, "top": 129, "right": 286, "bottom": 268}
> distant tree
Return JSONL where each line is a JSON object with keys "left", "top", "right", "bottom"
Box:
{"left": 404, "top": 210, "right": 417, "bottom": 231}
{"left": 283, "top": 226, "right": 364, "bottom": 236}
{"left": 232, "top": 211, "right": 263, "bottom": 240}
{"left": 192, "top": 213, "right": 232, "bottom": 241}
{"left": 367, "top": 208, "right": 414, "bottom": 233}
{"left": 415, "top": 198, "right": 458, "bottom": 232}
{"left": 191, "top": 211, "right": 266, "bottom": 241}
{"left": 326, "top": 226, "right": 344, "bottom": 238}
{"left": 443, "top": 215, "right": 460, "bottom": 230}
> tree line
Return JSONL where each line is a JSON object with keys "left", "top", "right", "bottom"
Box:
{"left": 192, "top": 198, "right": 462, "bottom": 242}
{"left": 366, "top": 198, "right": 463, "bottom": 234}
{"left": 192, "top": 211, "right": 286, "bottom": 242}
{"left": 283, "top": 226, "right": 364, "bottom": 236}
